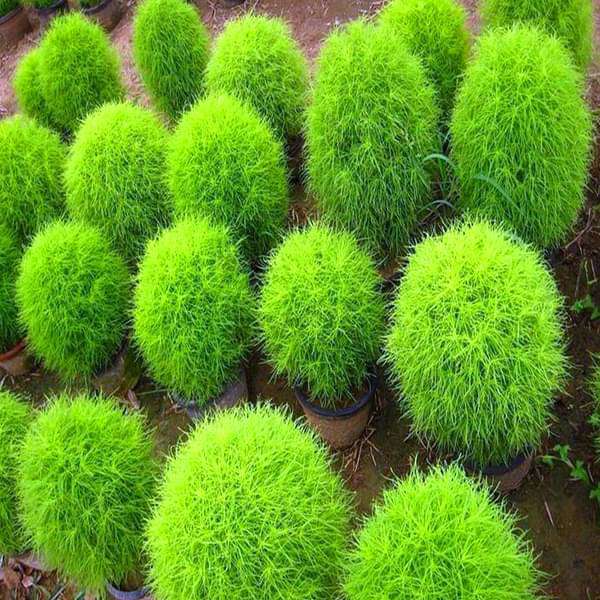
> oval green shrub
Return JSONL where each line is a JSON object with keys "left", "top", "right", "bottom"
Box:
{"left": 133, "top": 0, "right": 209, "bottom": 120}
{"left": 146, "top": 404, "right": 352, "bottom": 600}
{"left": 18, "top": 395, "right": 155, "bottom": 593}
{"left": 206, "top": 14, "right": 309, "bottom": 139}
{"left": 259, "top": 225, "right": 385, "bottom": 407}
{"left": 481, "top": 0, "right": 593, "bottom": 71}
{"left": 17, "top": 222, "right": 130, "bottom": 380}
{"left": 0, "top": 225, "right": 22, "bottom": 352}
{"left": 167, "top": 94, "right": 288, "bottom": 262}
{"left": 306, "top": 20, "right": 439, "bottom": 260}
{"left": 385, "top": 221, "right": 567, "bottom": 467}
{"left": 379, "top": 0, "right": 470, "bottom": 120}
{"left": 65, "top": 102, "right": 171, "bottom": 266}
{"left": 0, "top": 115, "right": 65, "bottom": 245}
{"left": 133, "top": 217, "right": 254, "bottom": 404}
{"left": 451, "top": 25, "right": 592, "bottom": 248}
{"left": 0, "top": 391, "right": 30, "bottom": 556}
{"left": 344, "top": 465, "right": 541, "bottom": 599}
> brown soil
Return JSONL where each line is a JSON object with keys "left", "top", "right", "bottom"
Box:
{"left": 2, "top": 1, "right": 600, "bottom": 599}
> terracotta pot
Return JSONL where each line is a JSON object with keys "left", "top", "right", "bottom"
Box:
{"left": 106, "top": 582, "right": 150, "bottom": 600}
{"left": 34, "top": 0, "right": 68, "bottom": 29}
{"left": 295, "top": 374, "right": 377, "bottom": 450}
{"left": 465, "top": 452, "right": 534, "bottom": 493}
{"left": 82, "top": 0, "right": 121, "bottom": 31}
{"left": 0, "top": 6, "right": 31, "bottom": 49}
{"left": 0, "top": 340, "right": 34, "bottom": 377}
{"left": 92, "top": 342, "right": 142, "bottom": 399}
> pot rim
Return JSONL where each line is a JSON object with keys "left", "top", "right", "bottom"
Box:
{"left": 106, "top": 582, "right": 149, "bottom": 600}
{"left": 0, "top": 5, "right": 24, "bottom": 24}
{"left": 82, "top": 0, "right": 114, "bottom": 16}
{"left": 464, "top": 450, "right": 532, "bottom": 477}
{"left": 0, "top": 339, "right": 26, "bottom": 362}
{"left": 34, "top": 0, "right": 67, "bottom": 15}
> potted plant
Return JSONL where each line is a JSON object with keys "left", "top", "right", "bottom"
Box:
{"left": 146, "top": 405, "right": 352, "bottom": 600}
{"left": 27, "top": 0, "right": 68, "bottom": 30}
{"left": 385, "top": 221, "right": 567, "bottom": 491}
{"left": 133, "top": 217, "right": 255, "bottom": 420}
{"left": 0, "top": 391, "right": 31, "bottom": 557}
{"left": 344, "top": 465, "right": 542, "bottom": 598}
{"left": 79, "top": 0, "right": 121, "bottom": 31}
{"left": 0, "top": 0, "right": 30, "bottom": 50}
{"left": 167, "top": 93, "right": 288, "bottom": 265}
{"left": 259, "top": 225, "right": 386, "bottom": 449}
{"left": 65, "top": 102, "right": 171, "bottom": 268}
{"left": 17, "top": 394, "right": 156, "bottom": 599}
{"left": 133, "top": 0, "right": 209, "bottom": 120}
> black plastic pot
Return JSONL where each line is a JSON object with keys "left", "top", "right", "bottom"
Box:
{"left": 463, "top": 452, "right": 534, "bottom": 493}
{"left": 82, "top": 0, "right": 122, "bottom": 31}
{"left": 0, "top": 6, "right": 31, "bottom": 49}
{"left": 106, "top": 582, "right": 149, "bottom": 600}
{"left": 35, "top": 0, "right": 67, "bottom": 17}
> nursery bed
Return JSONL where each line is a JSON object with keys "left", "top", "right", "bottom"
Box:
{"left": 1, "top": 1, "right": 600, "bottom": 599}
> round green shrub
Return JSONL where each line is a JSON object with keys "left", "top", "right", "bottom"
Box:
{"left": 206, "top": 14, "right": 309, "bottom": 139}
{"left": 0, "top": 225, "right": 22, "bottom": 352}
{"left": 0, "top": 0, "right": 19, "bottom": 18}
{"left": 451, "top": 25, "right": 592, "bottom": 248}
{"left": 0, "top": 391, "right": 30, "bottom": 556}
{"left": 379, "top": 0, "right": 470, "bottom": 120}
{"left": 133, "top": 217, "right": 254, "bottom": 404}
{"left": 18, "top": 395, "right": 155, "bottom": 593}
{"left": 146, "top": 404, "right": 351, "bottom": 600}
{"left": 385, "top": 221, "right": 567, "bottom": 467}
{"left": 306, "top": 20, "right": 439, "bottom": 260}
{"left": 65, "top": 102, "right": 171, "bottom": 266}
{"left": 167, "top": 94, "right": 288, "bottom": 262}
{"left": 17, "top": 222, "right": 130, "bottom": 381}
{"left": 0, "top": 115, "right": 65, "bottom": 246}
{"left": 133, "top": 0, "right": 209, "bottom": 120}
{"left": 482, "top": 0, "right": 593, "bottom": 71}
{"left": 344, "top": 465, "right": 541, "bottom": 599}
{"left": 259, "top": 225, "right": 385, "bottom": 407}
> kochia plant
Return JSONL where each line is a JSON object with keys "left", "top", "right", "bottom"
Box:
{"left": 133, "top": 0, "right": 210, "bottom": 119}
{"left": 167, "top": 94, "right": 288, "bottom": 262}
{"left": 451, "top": 26, "right": 592, "bottom": 248}
{"left": 385, "top": 221, "right": 567, "bottom": 467}
{"left": 259, "top": 225, "right": 385, "bottom": 407}
{"left": 18, "top": 395, "right": 155, "bottom": 593}
{"left": 206, "top": 15, "right": 309, "bottom": 139}
{"left": 0, "top": 225, "right": 22, "bottom": 352}
{"left": 133, "top": 218, "right": 254, "bottom": 405}
{"left": 17, "top": 222, "right": 130, "bottom": 380}
{"left": 344, "top": 465, "right": 542, "bottom": 599}
{"left": 65, "top": 102, "right": 171, "bottom": 265}
{"left": 0, "top": 0, "right": 18, "bottom": 17}
{"left": 306, "top": 20, "right": 438, "bottom": 260}
{"left": 146, "top": 405, "right": 352, "bottom": 600}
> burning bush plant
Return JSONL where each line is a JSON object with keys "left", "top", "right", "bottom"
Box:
{"left": 0, "top": 225, "right": 22, "bottom": 352}
{"left": 146, "top": 405, "right": 351, "bottom": 600}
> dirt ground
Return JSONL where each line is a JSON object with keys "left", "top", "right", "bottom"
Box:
{"left": 2, "top": 0, "right": 600, "bottom": 599}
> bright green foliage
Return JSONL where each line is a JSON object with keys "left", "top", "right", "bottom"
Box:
{"left": 133, "top": 218, "right": 254, "bottom": 404}
{"left": 0, "top": 115, "right": 65, "bottom": 245}
{"left": 17, "top": 222, "right": 130, "bottom": 381}
{"left": 18, "top": 395, "right": 155, "bottom": 593}
{"left": 259, "top": 225, "right": 385, "bottom": 407}
{"left": 0, "top": 225, "right": 22, "bottom": 352}
{"left": 482, "top": 0, "right": 593, "bottom": 71}
{"left": 451, "top": 26, "right": 592, "bottom": 248}
{"left": 133, "top": 0, "right": 209, "bottom": 120}
{"left": 379, "top": 0, "right": 469, "bottom": 120}
{"left": 385, "top": 221, "right": 566, "bottom": 467}
{"left": 306, "top": 20, "right": 439, "bottom": 260}
{"left": 65, "top": 102, "right": 171, "bottom": 266}
{"left": 0, "top": 0, "right": 18, "bottom": 18}
{"left": 167, "top": 94, "right": 288, "bottom": 262}
{"left": 146, "top": 405, "right": 352, "bottom": 600}
{"left": 0, "top": 391, "right": 30, "bottom": 555}
{"left": 344, "top": 465, "right": 541, "bottom": 599}
{"left": 206, "top": 15, "right": 309, "bottom": 139}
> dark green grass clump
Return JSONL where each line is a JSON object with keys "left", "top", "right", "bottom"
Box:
{"left": 482, "top": 0, "right": 593, "bottom": 71}
{"left": 133, "top": 218, "right": 254, "bottom": 404}
{"left": 167, "top": 94, "right": 288, "bottom": 262}
{"left": 133, "top": 0, "right": 209, "bottom": 120}
{"left": 65, "top": 102, "right": 171, "bottom": 265}
{"left": 379, "top": 0, "right": 469, "bottom": 120}
{"left": 385, "top": 221, "right": 566, "bottom": 467}
{"left": 259, "top": 225, "right": 385, "bottom": 407}
{"left": 17, "top": 222, "right": 130, "bottom": 381}
{"left": 306, "top": 20, "right": 439, "bottom": 260}
{"left": 18, "top": 395, "right": 155, "bottom": 593}
{"left": 451, "top": 26, "right": 592, "bottom": 248}
{"left": 0, "top": 115, "right": 65, "bottom": 245}
{"left": 0, "top": 392, "right": 30, "bottom": 556}
{"left": 345, "top": 465, "right": 541, "bottom": 599}
{"left": 0, "top": 0, "right": 18, "bottom": 18}
{"left": 146, "top": 405, "right": 352, "bottom": 600}
{"left": 0, "top": 225, "right": 22, "bottom": 352}
{"left": 206, "top": 15, "right": 309, "bottom": 139}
